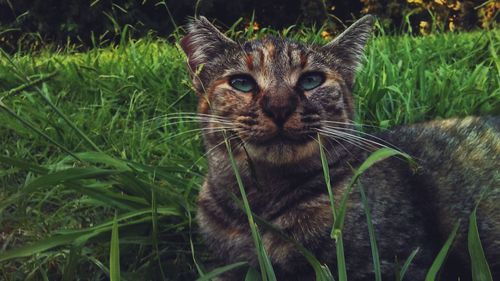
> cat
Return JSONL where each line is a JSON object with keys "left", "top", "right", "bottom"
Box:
{"left": 180, "top": 15, "right": 499, "bottom": 280}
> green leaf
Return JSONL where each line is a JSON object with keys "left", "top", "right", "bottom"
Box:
{"left": 0, "top": 155, "right": 49, "bottom": 174}
{"left": 358, "top": 182, "right": 382, "bottom": 281}
{"left": 195, "top": 262, "right": 247, "bottom": 281}
{"left": 224, "top": 133, "right": 276, "bottom": 281}
{"left": 245, "top": 267, "right": 261, "bottom": 281}
{"left": 318, "top": 136, "right": 336, "bottom": 223}
{"left": 353, "top": 148, "right": 414, "bottom": 180}
{"left": 23, "top": 167, "right": 121, "bottom": 192}
{"left": 335, "top": 148, "right": 414, "bottom": 231}
{"left": 0, "top": 232, "right": 83, "bottom": 262}
{"left": 37, "top": 84, "right": 102, "bottom": 152}
{"left": 68, "top": 182, "right": 149, "bottom": 211}
{"left": 0, "top": 100, "right": 79, "bottom": 160}
{"left": 468, "top": 208, "right": 493, "bottom": 281}
{"left": 151, "top": 188, "right": 167, "bottom": 280}
{"left": 335, "top": 231, "right": 348, "bottom": 281}
{"left": 62, "top": 242, "right": 83, "bottom": 281}
{"left": 0, "top": 208, "right": 179, "bottom": 262}
{"left": 425, "top": 222, "right": 460, "bottom": 281}
{"left": 74, "top": 152, "right": 130, "bottom": 170}
{"left": 398, "top": 248, "right": 420, "bottom": 281}
{"left": 110, "top": 213, "right": 121, "bottom": 281}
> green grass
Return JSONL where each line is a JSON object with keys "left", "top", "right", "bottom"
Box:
{"left": 0, "top": 25, "right": 499, "bottom": 280}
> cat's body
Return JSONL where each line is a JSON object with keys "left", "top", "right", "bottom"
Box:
{"left": 180, "top": 16, "right": 499, "bottom": 280}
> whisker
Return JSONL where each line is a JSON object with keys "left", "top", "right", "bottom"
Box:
{"left": 322, "top": 119, "right": 389, "bottom": 131}
{"left": 316, "top": 130, "right": 378, "bottom": 154}
{"left": 149, "top": 116, "right": 232, "bottom": 124}
{"left": 322, "top": 136, "right": 341, "bottom": 159}
{"left": 145, "top": 112, "right": 231, "bottom": 123}
{"left": 322, "top": 134, "right": 353, "bottom": 159}
{"left": 310, "top": 136, "right": 335, "bottom": 160}
{"left": 160, "top": 127, "right": 234, "bottom": 141}
{"left": 187, "top": 136, "right": 240, "bottom": 171}
{"left": 321, "top": 125, "right": 399, "bottom": 150}
{"left": 320, "top": 132, "right": 366, "bottom": 156}
{"left": 318, "top": 128, "right": 390, "bottom": 150}
{"left": 151, "top": 119, "right": 234, "bottom": 130}
{"left": 319, "top": 133, "right": 374, "bottom": 155}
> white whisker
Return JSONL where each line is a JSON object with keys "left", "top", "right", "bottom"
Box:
{"left": 161, "top": 127, "right": 234, "bottom": 141}
{"left": 321, "top": 124, "right": 398, "bottom": 150}
{"left": 318, "top": 127, "right": 390, "bottom": 150}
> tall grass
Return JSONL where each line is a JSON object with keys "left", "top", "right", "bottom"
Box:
{"left": 0, "top": 24, "right": 498, "bottom": 280}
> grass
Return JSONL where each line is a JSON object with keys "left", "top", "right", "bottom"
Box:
{"left": 0, "top": 23, "right": 498, "bottom": 280}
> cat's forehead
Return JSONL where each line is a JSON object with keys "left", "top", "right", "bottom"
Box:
{"left": 230, "top": 36, "right": 322, "bottom": 74}
{"left": 241, "top": 36, "right": 308, "bottom": 53}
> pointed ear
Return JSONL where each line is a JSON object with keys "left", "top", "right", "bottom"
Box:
{"left": 180, "top": 16, "right": 237, "bottom": 73}
{"left": 322, "top": 15, "right": 374, "bottom": 72}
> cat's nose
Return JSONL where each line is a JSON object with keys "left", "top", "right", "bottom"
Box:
{"left": 261, "top": 92, "right": 298, "bottom": 126}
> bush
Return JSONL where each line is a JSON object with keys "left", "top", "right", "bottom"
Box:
{"left": 0, "top": 0, "right": 497, "bottom": 51}
{"left": 360, "top": 0, "right": 499, "bottom": 34}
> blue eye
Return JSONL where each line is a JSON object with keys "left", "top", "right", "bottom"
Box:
{"left": 229, "top": 75, "right": 257, "bottom": 93}
{"left": 298, "top": 72, "right": 325, "bottom": 90}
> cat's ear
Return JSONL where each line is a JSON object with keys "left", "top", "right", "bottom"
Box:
{"left": 322, "top": 15, "right": 374, "bottom": 72}
{"left": 180, "top": 16, "right": 237, "bottom": 73}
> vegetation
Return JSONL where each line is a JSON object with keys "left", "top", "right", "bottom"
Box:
{"left": 1, "top": 0, "right": 498, "bottom": 51}
{"left": 0, "top": 22, "right": 499, "bottom": 280}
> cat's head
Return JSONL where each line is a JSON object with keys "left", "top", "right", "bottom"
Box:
{"left": 181, "top": 16, "right": 373, "bottom": 165}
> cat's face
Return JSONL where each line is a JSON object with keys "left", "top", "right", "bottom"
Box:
{"left": 181, "top": 16, "right": 373, "bottom": 164}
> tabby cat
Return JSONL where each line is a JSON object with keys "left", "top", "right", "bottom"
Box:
{"left": 180, "top": 15, "right": 499, "bottom": 280}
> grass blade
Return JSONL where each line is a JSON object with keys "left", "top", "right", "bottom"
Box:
{"left": 0, "top": 155, "right": 49, "bottom": 174}
{"left": 0, "top": 232, "right": 84, "bottom": 262}
{"left": 318, "top": 135, "right": 346, "bottom": 281}
{"left": 245, "top": 267, "right": 261, "bottom": 281}
{"left": 398, "top": 248, "right": 420, "bottom": 281}
{"left": 252, "top": 216, "right": 335, "bottom": 281}
{"left": 0, "top": 100, "right": 79, "bottom": 160}
{"left": 62, "top": 236, "right": 89, "bottom": 281}
{"left": 223, "top": 134, "right": 276, "bottom": 281}
{"left": 425, "top": 222, "right": 460, "bottom": 281}
{"left": 110, "top": 213, "right": 121, "bottom": 281}
{"left": 151, "top": 188, "right": 167, "bottom": 280}
{"left": 23, "top": 167, "right": 121, "bottom": 192}
{"left": 0, "top": 71, "right": 57, "bottom": 99}
{"left": 318, "top": 136, "right": 336, "bottom": 222}
{"left": 36, "top": 84, "right": 103, "bottom": 152}
{"left": 335, "top": 231, "right": 348, "bottom": 281}
{"left": 334, "top": 148, "right": 415, "bottom": 231}
{"left": 319, "top": 142, "right": 413, "bottom": 281}
{"left": 0, "top": 208, "right": 179, "bottom": 262}
{"left": 358, "top": 182, "right": 382, "bottom": 281}
{"left": 195, "top": 262, "right": 247, "bottom": 281}
{"left": 468, "top": 208, "right": 493, "bottom": 281}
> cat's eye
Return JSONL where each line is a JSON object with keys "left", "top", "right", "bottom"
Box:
{"left": 298, "top": 72, "right": 325, "bottom": 91}
{"left": 229, "top": 75, "right": 257, "bottom": 93}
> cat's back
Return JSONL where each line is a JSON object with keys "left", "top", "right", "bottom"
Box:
{"left": 384, "top": 116, "right": 499, "bottom": 161}
{"left": 375, "top": 116, "right": 499, "bottom": 275}
{"left": 380, "top": 116, "right": 498, "bottom": 191}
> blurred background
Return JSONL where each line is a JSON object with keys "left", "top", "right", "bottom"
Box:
{"left": 1, "top": 0, "right": 498, "bottom": 52}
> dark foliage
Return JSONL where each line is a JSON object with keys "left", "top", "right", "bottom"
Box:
{"left": 0, "top": 0, "right": 360, "bottom": 51}
{"left": 0, "top": 0, "right": 497, "bottom": 51}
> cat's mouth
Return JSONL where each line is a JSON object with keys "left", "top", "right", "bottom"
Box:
{"left": 243, "top": 132, "right": 318, "bottom": 164}
{"left": 253, "top": 132, "right": 313, "bottom": 146}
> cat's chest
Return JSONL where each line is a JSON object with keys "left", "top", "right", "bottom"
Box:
{"left": 235, "top": 166, "right": 353, "bottom": 220}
